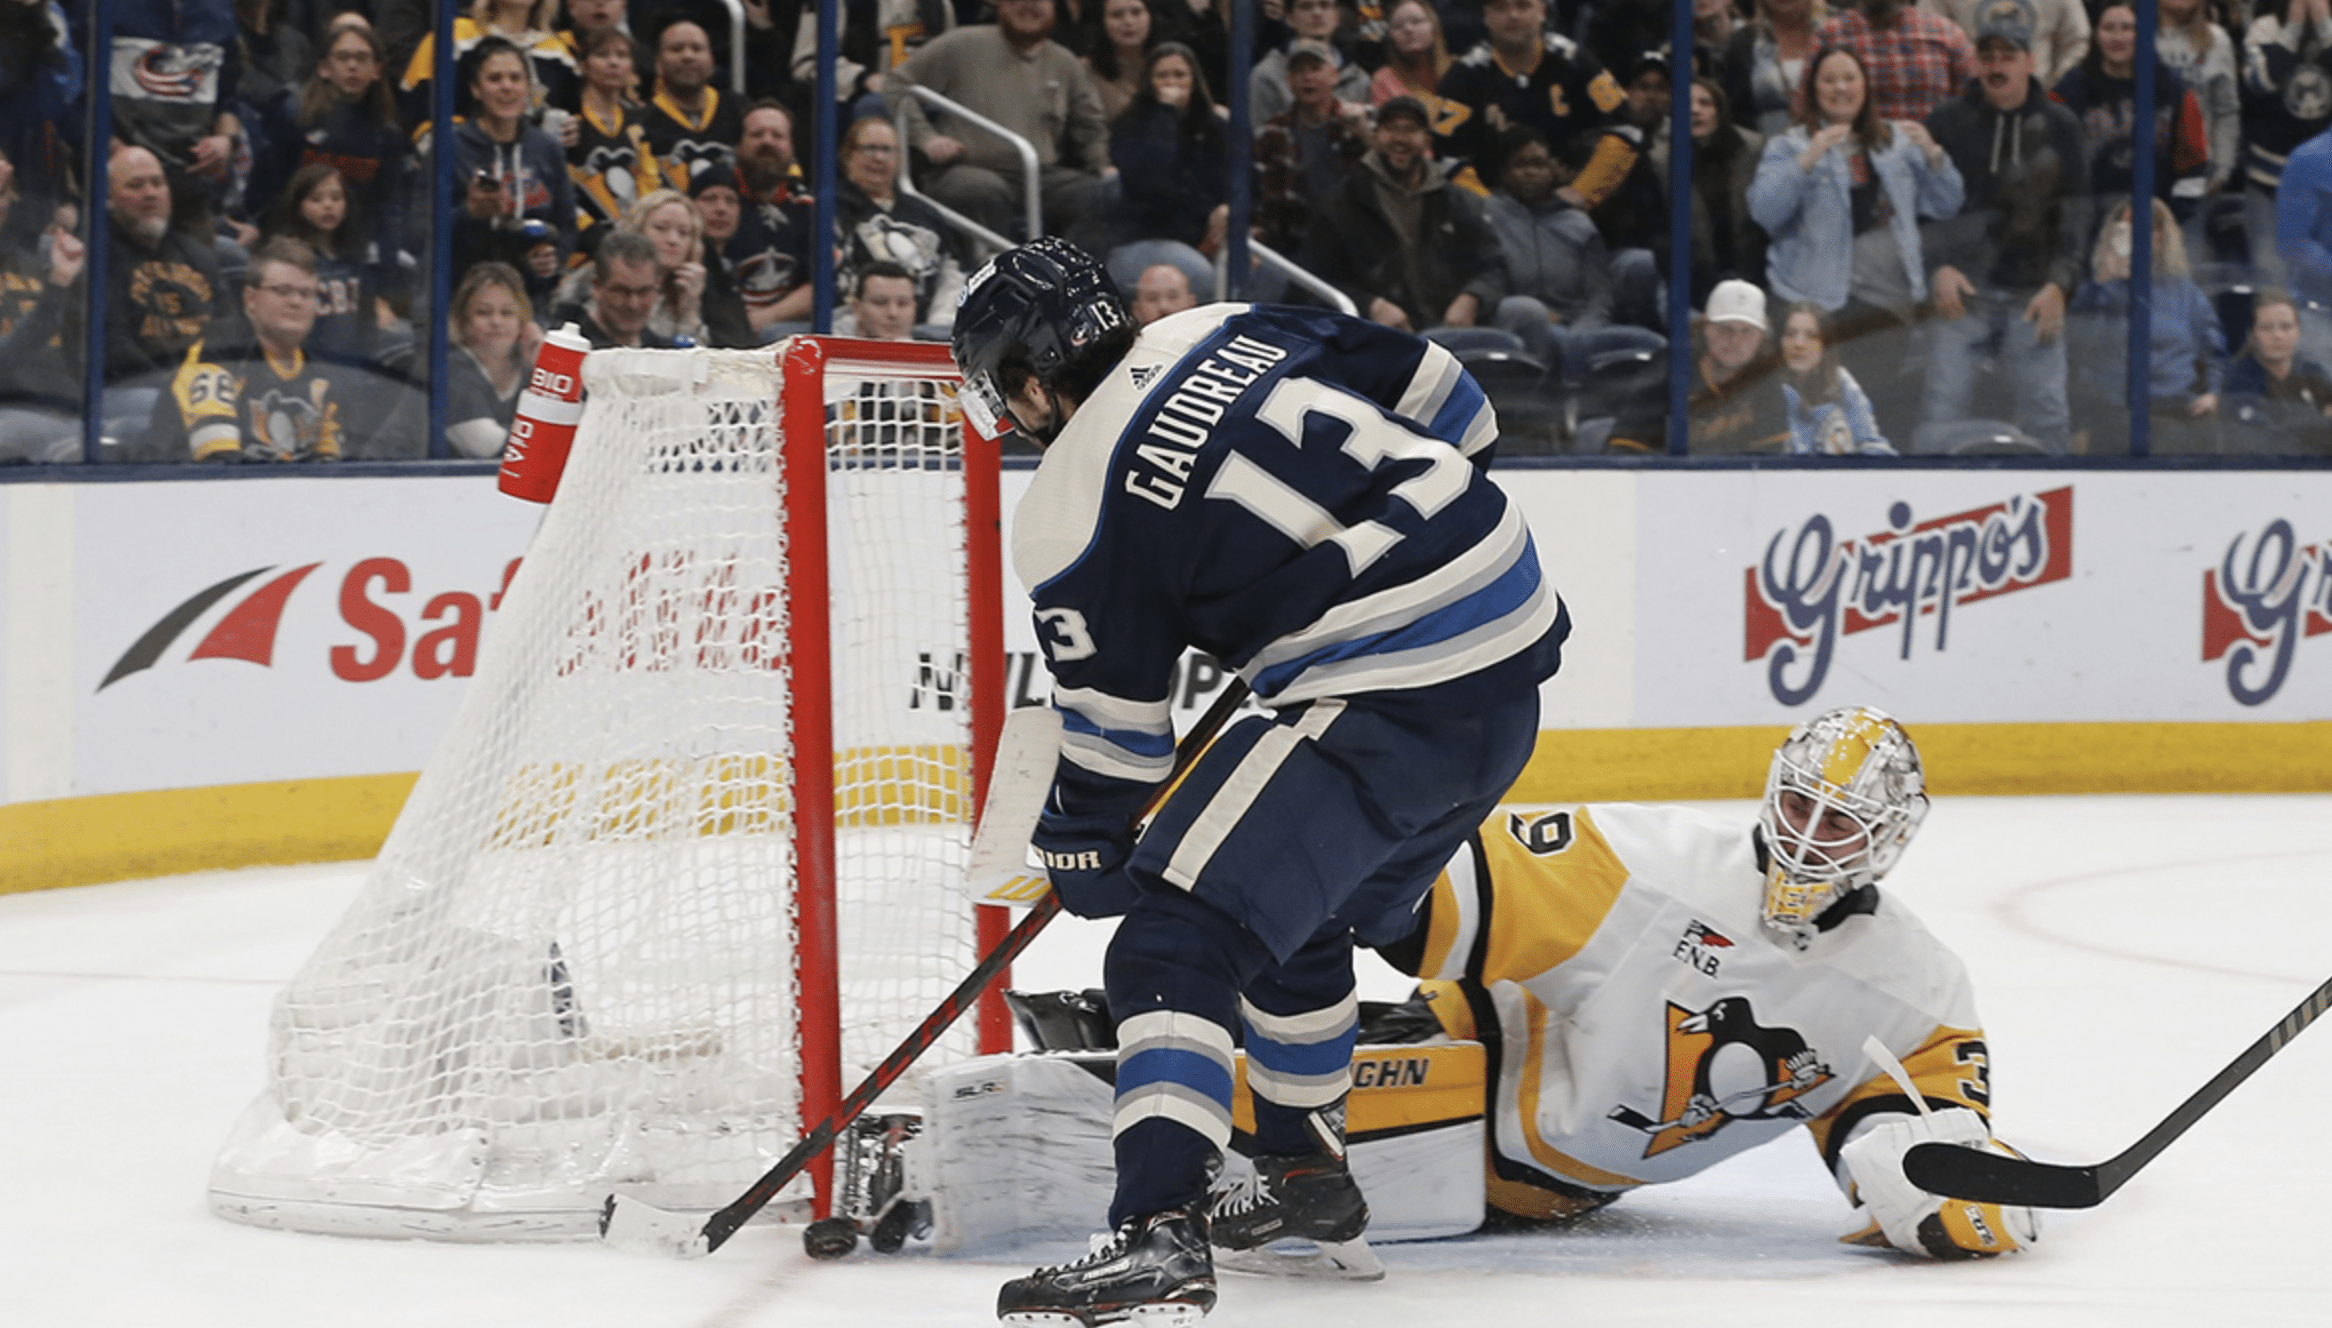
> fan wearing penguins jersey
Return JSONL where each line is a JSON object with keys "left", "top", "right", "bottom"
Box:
{"left": 1373, "top": 705, "right": 2040, "bottom": 1260}
{"left": 956, "top": 238, "right": 1567, "bottom": 1328}
{"left": 149, "top": 237, "right": 345, "bottom": 463}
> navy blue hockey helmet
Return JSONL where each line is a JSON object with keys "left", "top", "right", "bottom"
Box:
{"left": 950, "top": 238, "right": 1131, "bottom": 439}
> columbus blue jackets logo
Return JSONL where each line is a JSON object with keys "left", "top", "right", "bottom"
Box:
{"left": 124, "top": 40, "right": 224, "bottom": 101}
{"left": 1609, "top": 997, "right": 1830, "bottom": 1158}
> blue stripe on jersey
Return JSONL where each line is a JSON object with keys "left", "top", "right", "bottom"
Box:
{"left": 1244, "top": 1029, "right": 1358, "bottom": 1079}
{"left": 1249, "top": 541, "right": 1545, "bottom": 696}
{"left": 1118, "top": 1045, "right": 1237, "bottom": 1108}
{"left": 1425, "top": 371, "right": 1490, "bottom": 451}
{"left": 1058, "top": 707, "right": 1177, "bottom": 761}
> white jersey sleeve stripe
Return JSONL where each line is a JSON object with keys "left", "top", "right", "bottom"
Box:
{"left": 1457, "top": 395, "right": 1498, "bottom": 458}
{"left": 1393, "top": 342, "right": 1463, "bottom": 426}
{"left": 1050, "top": 684, "right": 1173, "bottom": 735}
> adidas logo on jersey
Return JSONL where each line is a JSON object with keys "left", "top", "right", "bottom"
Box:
{"left": 1129, "top": 364, "right": 1159, "bottom": 390}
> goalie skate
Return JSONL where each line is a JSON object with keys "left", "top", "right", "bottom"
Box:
{"left": 1206, "top": 1150, "right": 1384, "bottom": 1283}
{"left": 996, "top": 1205, "right": 1216, "bottom": 1327}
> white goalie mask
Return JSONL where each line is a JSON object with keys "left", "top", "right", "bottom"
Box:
{"left": 1757, "top": 706, "right": 1930, "bottom": 941}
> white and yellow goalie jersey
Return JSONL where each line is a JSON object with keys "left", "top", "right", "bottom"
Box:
{"left": 1397, "top": 803, "right": 1996, "bottom": 1227}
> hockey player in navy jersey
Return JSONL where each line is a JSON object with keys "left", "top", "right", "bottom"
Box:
{"left": 954, "top": 238, "right": 1568, "bottom": 1327}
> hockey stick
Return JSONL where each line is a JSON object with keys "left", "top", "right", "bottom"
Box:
{"left": 600, "top": 680, "right": 1253, "bottom": 1258}
{"left": 1605, "top": 1074, "right": 1820, "bottom": 1134}
{"left": 1903, "top": 973, "right": 2332, "bottom": 1209}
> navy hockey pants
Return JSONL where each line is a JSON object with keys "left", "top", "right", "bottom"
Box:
{"left": 1102, "top": 683, "right": 1540, "bottom": 1224}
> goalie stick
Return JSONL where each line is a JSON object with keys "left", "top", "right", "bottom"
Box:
{"left": 963, "top": 704, "right": 1067, "bottom": 906}
{"left": 1903, "top": 973, "right": 2332, "bottom": 1209}
{"left": 600, "top": 680, "right": 1253, "bottom": 1258}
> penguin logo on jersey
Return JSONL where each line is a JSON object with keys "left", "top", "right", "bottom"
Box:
{"left": 1607, "top": 997, "right": 1831, "bottom": 1157}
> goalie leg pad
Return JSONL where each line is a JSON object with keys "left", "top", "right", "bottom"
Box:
{"left": 918, "top": 1046, "right": 1488, "bottom": 1255}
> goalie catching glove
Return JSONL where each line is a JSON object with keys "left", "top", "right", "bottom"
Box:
{"left": 1840, "top": 1106, "right": 2040, "bottom": 1259}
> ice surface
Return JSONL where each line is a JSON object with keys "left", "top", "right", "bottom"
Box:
{"left": 6, "top": 795, "right": 2330, "bottom": 1327}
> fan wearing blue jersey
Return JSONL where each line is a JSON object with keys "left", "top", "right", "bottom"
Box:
{"left": 955, "top": 239, "right": 1569, "bottom": 1328}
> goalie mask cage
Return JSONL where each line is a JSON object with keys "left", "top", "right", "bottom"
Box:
{"left": 209, "top": 338, "right": 1011, "bottom": 1240}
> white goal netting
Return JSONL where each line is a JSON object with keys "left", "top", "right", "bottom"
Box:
{"left": 210, "top": 344, "right": 998, "bottom": 1238}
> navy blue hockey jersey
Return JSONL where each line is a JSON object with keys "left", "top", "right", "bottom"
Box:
{"left": 1014, "top": 303, "right": 1566, "bottom": 816}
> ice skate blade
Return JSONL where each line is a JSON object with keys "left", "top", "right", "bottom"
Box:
{"left": 1214, "top": 1236, "right": 1384, "bottom": 1282}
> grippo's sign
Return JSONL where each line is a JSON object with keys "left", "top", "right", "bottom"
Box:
{"left": 1745, "top": 488, "right": 2075, "bottom": 706}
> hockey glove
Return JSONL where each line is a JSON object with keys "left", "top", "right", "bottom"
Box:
{"left": 1030, "top": 809, "right": 1141, "bottom": 918}
{"left": 1839, "top": 1107, "right": 2040, "bottom": 1259}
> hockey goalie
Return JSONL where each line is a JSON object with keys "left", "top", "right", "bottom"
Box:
{"left": 851, "top": 706, "right": 2041, "bottom": 1269}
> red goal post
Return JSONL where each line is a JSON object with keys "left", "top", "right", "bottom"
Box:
{"left": 778, "top": 336, "right": 1015, "bottom": 1220}
{"left": 208, "top": 336, "right": 1014, "bottom": 1239}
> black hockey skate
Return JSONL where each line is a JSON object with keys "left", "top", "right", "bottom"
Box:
{"left": 996, "top": 1205, "right": 1217, "bottom": 1327}
{"left": 1207, "top": 1149, "right": 1384, "bottom": 1282}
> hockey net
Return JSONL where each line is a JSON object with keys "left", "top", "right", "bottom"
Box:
{"left": 209, "top": 339, "right": 1009, "bottom": 1239}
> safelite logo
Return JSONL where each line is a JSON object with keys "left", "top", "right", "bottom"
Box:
{"left": 1745, "top": 488, "right": 2075, "bottom": 706}
{"left": 99, "top": 558, "right": 521, "bottom": 691}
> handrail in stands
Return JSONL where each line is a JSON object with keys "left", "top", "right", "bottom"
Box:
{"left": 718, "top": 0, "right": 747, "bottom": 94}
{"left": 893, "top": 110, "right": 1016, "bottom": 257}
{"left": 894, "top": 85, "right": 1043, "bottom": 246}
{"left": 1245, "top": 239, "right": 1357, "bottom": 317}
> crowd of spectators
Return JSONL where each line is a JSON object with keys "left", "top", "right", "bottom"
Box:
{"left": 7, "top": 0, "right": 2332, "bottom": 463}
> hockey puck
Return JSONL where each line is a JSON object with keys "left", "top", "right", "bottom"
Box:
{"left": 802, "top": 1217, "right": 859, "bottom": 1260}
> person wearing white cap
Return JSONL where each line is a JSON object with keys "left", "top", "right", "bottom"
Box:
{"left": 1689, "top": 278, "right": 1790, "bottom": 452}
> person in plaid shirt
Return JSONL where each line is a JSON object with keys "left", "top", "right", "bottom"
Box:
{"left": 1817, "top": 0, "right": 1977, "bottom": 125}
{"left": 1254, "top": 40, "right": 1373, "bottom": 253}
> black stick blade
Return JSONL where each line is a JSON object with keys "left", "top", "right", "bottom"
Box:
{"left": 1902, "top": 1143, "right": 2104, "bottom": 1209}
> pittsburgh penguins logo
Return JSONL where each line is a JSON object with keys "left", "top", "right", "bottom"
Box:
{"left": 248, "top": 383, "right": 332, "bottom": 460}
{"left": 127, "top": 261, "right": 218, "bottom": 354}
{"left": 1608, "top": 997, "right": 1830, "bottom": 1158}
{"left": 2288, "top": 63, "right": 2332, "bottom": 124}
{"left": 668, "top": 139, "right": 733, "bottom": 182}
{"left": 581, "top": 145, "right": 642, "bottom": 209}
{"left": 851, "top": 213, "right": 944, "bottom": 286}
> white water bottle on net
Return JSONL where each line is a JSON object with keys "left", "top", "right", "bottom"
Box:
{"left": 209, "top": 340, "right": 1012, "bottom": 1239}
